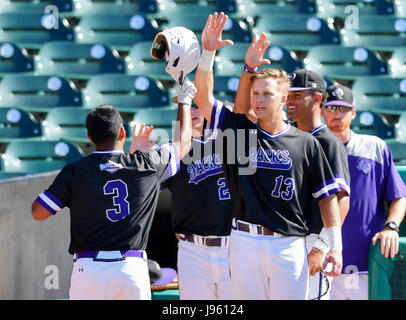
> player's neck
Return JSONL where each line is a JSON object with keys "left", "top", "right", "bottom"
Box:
{"left": 257, "top": 117, "right": 287, "bottom": 135}
{"left": 333, "top": 128, "right": 351, "bottom": 144}
{"left": 296, "top": 114, "right": 323, "bottom": 133}
{"left": 94, "top": 141, "right": 124, "bottom": 152}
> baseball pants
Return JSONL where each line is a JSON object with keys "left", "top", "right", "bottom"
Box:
{"left": 229, "top": 219, "right": 309, "bottom": 300}
{"left": 177, "top": 235, "right": 233, "bottom": 300}
{"left": 305, "top": 233, "right": 332, "bottom": 300}
{"left": 69, "top": 250, "right": 151, "bottom": 300}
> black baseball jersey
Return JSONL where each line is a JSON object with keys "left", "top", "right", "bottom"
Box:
{"left": 36, "top": 145, "right": 179, "bottom": 254}
{"left": 162, "top": 137, "right": 234, "bottom": 236}
{"left": 308, "top": 125, "right": 351, "bottom": 234}
{"left": 207, "top": 99, "right": 341, "bottom": 237}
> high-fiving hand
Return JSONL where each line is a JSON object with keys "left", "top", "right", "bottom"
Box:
{"left": 130, "top": 123, "right": 157, "bottom": 154}
{"left": 202, "top": 12, "right": 234, "bottom": 52}
{"left": 245, "top": 33, "right": 271, "bottom": 70}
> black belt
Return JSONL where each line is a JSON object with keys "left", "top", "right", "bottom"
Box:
{"left": 179, "top": 234, "right": 228, "bottom": 247}
{"left": 232, "top": 220, "right": 276, "bottom": 236}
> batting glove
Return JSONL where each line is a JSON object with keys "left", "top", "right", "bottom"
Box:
{"left": 176, "top": 77, "right": 197, "bottom": 106}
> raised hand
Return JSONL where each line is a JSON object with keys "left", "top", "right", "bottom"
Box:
{"left": 130, "top": 123, "right": 157, "bottom": 153}
{"left": 245, "top": 32, "right": 271, "bottom": 70}
{"left": 202, "top": 12, "right": 234, "bottom": 52}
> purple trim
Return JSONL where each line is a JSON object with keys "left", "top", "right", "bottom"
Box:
{"left": 256, "top": 123, "right": 291, "bottom": 140}
{"left": 244, "top": 62, "right": 257, "bottom": 73}
{"left": 310, "top": 124, "right": 327, "bottom": 135}
{"left": 313, "top": 178, "right": 337, "bottom": 194}
{"left": 74, "top": 250, "right": 143, "bottom": 262}
{"left": 324, "top": 100, "right": 355, "bottom": 108}
{"left": 288, "top": 87, "right": 312, "bottom": 91}
{"left": 315, "top": 187, "right": 341, "bottom": 201}
{"left": 44, "top": 190, "right": 64, "bottom": 209}
{"left": 218, "top": 106, "right": 226, "bottom": 129}
{"left": 36, "top": 196, "right": 57, "bottom": 215}
{"left": 209, "top": 99, "right": 219, "bottom": 132}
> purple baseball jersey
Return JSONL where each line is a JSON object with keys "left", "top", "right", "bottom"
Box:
{"left": 342, "top": 131, "right": 406, "bottom": 273}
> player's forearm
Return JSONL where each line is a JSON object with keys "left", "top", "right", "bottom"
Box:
{"left": 234, "top": 69, "right": 255, "bottom": 120}
{"left": 337, "top": 192, "right": 350, "bottom": 226}
{"left": 174, "top": 103, "right": 192, "bottom": 160}
{"left": 194, "top": 51, "right": 215, "bottom": 123}
{"left": 319, "top": 194, "right": 341, "bottom": 228}
{"left": 386, "top": 197, "right": 406, "bottom": 227}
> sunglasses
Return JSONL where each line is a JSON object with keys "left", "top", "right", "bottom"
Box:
{"left": 323, "top": 105, "right": 353, "bottom": 113}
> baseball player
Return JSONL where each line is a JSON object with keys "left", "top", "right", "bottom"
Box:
{"left": 321, "top": 84, "right": 406, "bottom": 300}
{"left": 132, "top": 101, "right": 234, "bottom": 300}
{"left": 193, "top": 12, "right": 343, "bottom": 300}
{"left": 31, "top": 84, "right": 195, "bottom": 299}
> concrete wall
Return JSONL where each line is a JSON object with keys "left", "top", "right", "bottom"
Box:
{"left": 0, "top": 171, "right": 172, "bottom": 300}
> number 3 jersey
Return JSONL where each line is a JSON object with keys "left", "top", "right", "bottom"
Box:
{"left": 162, "top": 137, "right": 234, "bottom": 236}
{"left": 208, "top": 99, "right": 341, "bottom": 237}
{"left": 35, "top": 145, "right": 179, "bottom": 254}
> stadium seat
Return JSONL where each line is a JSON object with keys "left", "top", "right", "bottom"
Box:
{"left": 218, "top": 0, "right": 316, "bottom": 18}
{"left": 304, "top": 45, "right": 388, "bottom": 81}
{"left": 341, "top": 16, "right": 406, "bottom": 51}
{"left": 165, "top": 14, "right": 252, "bottom": 43}
{"left": 83, "top": 75, "right": 170, "bottom": 111}
{"left": 395, "top": 111, "right": 406, "bottom": 143}
{"left": 0, "top": 13, "right": 74, "bottom": 49}
{"left": 0, "top": 0, "right": 74, "bottom": 16}
{"left": 71, "top": 0, "right": 159, "bottom": 17}
{"left": 352, "top": 76, "right": 406, "bottom": 115}
{"left": 42, "top": 107, "right": 130, "bottom": 143}
{"left": 75, "top": 14, "right": 160, "bottom": 51}
{"left": 394, "top": 0, "right": 406, "bottom": 17}
{"left": 0, "top": 171, "right": 31, "bottom": 180}
{"left": 388, "top": 47, "right": 406, "bottom": 77}
{"left": 254, "top": 15, "right": 340, "bottom": 51}
{"left": 0, "top": 74, "right": 82, "bottom": 112}
{"left": 0, "top": 108, "right": 41, "bottom": 142}
{"left": 130, "top": 107, "right": 178, "bottom": 144}
{"left": 0, "top": 42, "right": 34, "bottom": 75}
{"left": 126, "top": 41, "right": 172, "bottom": 81}
{"left": 0, "top": 140, "right": 84, "bottom": 174}
{"left": 214, "top": 43, "right": 303, "bottom": 76}
{"left": 35, "top": 41, "right": 125, "bottom": 79}
{"left": 350, "top": 110, "right": 394, "bottom": 140}
{"left": 386, "top": 140, "right": 406, "bottom": 165}
{"left": 213, "top": 75, "right": 240, "bottom": 103}
{"left": 317, "top": 0, "right": 395, "bottom": 19}
{"left": 159, "top": 0, "right": 218, "bottom": 19}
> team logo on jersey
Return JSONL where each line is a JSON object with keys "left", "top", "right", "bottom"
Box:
{"left": 187, "top": 153, "right": 223, "bottom": 184}
{"left": 99, "top": 160, "right": 124, "bottom": 173}
{"left": 356, "top": 159, "right": 371, "bottom": 174}
{"left": 249, "top": 147, "right": 292, "bottom": 170}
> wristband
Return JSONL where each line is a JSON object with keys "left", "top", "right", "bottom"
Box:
{"left": 198, "top": 49, "right": 216, "bottom": 72}
{"left": 312, "top": 232, "right": 330, "bottom": 255}
{"left": 244, "top": 62, "right": 257, "bottom": 73}
{"left": 326, "top": 225, "right": 342, "bottom": 252}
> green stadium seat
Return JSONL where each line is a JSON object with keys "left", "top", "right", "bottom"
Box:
{"left": 0, "top": 0, "right": 73, "bottom": 16}
{"left": 0, "top": 74, "right": 82, "bottom": 112}
{"left": 394, "top": 0, "right": 406, "bottom": 17}
{"left": 388, "top": 47, "right": 406, "bottom": 77}
{"left": 165, "top": 14, "right": 252, "bottom": 43}
{"left": 83, "top": 75, "right": 170, "bottom": 111}
{"left": 254, "top": 15, "right": 340, "bottom": 51}
{"left": 159, "top": 0, "right": 218, "bottom": 19}
{"left": 214, "top": 43, "right": 303, "bottom": 76}
{"left": 71, "top": 0, "right": 159, "bottom": 17}
{"left": 75, "top": 14, "right": 160, "bottom": 51}
{"left": 386, "top": 140, "right": 406, "bottom": 165}
{"left": 0, "top": 108, "right": 41, "bottom": 142}
{"left": 218, "top": 0, "right": 316, "bottom": 18}
{"left": 213, "top": 75, "right": 240, "bottom": 103}
{"left": 350, "top": 110, "right": 394, "bottom": 139}
{"left": 129, "top": 107, "right": 178, "bottom": 145}
{"left": 0, "top": 42, "right": 33, "bottom": 75}
{"left": 42, "top": 107, "right": 131, "bottom": 143}
{"left": 35, "top": 41, "right": 125, "bottom": 79}
{"left": 352, "top": 76, "right": 406, "bottom": 115}
{"left": 0, "top": 13, "right": 74, "bottom": 49}
{"left": 126, "top": 41, "right": 172, "bottom": 81}
{"left": 341, "top": 17, "right": 406, "bottom": 51}
{"left": 304, "top": 45, "right": 388, "bottom": 81}
{"left": 0, "top": 140, "right": 84, "bottom": 173}
{"left": 317, "top": 0, "right": 395, "bottom": 19}
{"left": 394, "top": 111, "right": 406, "bottom": 142}
{"left": 0, "top": 171, "right": 31, "bottom": 180}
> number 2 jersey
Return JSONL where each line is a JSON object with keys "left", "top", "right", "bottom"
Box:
{"left": 162, "top": 137, "right": 234, "bottom": 236}
{"left": 207, "top": 99, "right": 341, "bottom": 237}
{"left": 35, "top": 145, "right": 179, "bottom": 255}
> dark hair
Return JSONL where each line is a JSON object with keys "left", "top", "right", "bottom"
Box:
{"left": 86, "top": 104, "right": 123, "bottom": 144}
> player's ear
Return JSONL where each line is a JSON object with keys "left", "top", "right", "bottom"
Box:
{"left": 351, "top": 108, "right": 356, "bottom": 120}
{"left": 281, "top": 95, "right": 287, "bottom": 104}
{"left": 119, "top": 126, "right": 126, "bottom": 140}
{"left": 87, "top": 133, "right": 94, "bottom": 143}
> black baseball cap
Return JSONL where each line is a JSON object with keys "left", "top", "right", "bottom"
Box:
{"left": 148, "top": 259, "right": 178, "bottom": 287}
{"left": 325, "top": 84, "right": 355, "bottom": 108}
{"left": 289, "top": 69, "right": 326, "bottom": 92}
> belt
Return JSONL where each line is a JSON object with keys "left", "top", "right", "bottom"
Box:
{"left": 73, "top": 250, "right": 144, "bottom": 262}
{"left": 179, "top": 234, "right": 229, "bottom": 247}
{"left": 232, "top": 219, "right": 279, "bottom": 236}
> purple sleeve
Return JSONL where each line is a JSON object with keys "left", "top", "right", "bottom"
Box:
{"left": 382, "top": 145, "right": 406, "bottom": 202}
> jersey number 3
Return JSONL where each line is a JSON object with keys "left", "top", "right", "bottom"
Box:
{"left": 103, "top": 179, "right": 130, "bottom": 222}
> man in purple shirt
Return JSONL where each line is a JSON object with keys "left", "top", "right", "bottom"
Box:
{"left": 322, "top": 83, "right": 406, "bottom": 300}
